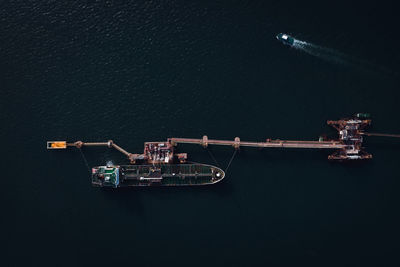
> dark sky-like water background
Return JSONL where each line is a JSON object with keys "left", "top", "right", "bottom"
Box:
{"left": 2, "top": 1, "right": 400, "bottom": 266}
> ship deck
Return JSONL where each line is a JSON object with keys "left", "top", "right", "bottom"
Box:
{"left": 118, "top": 163, "right": 225, "bottom": 186}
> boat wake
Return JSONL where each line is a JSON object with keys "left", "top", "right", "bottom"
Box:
{"left": 291, "top": 38, "right": 396, "bottom": 76}
{"left": 293, "top": 40, "right": 347, "bottom": 64}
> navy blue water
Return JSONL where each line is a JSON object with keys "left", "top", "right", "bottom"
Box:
{"left": 2, "top": 1, "right": 400, "bottom": 266}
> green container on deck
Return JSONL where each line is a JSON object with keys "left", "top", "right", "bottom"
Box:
{"left": 355, "top": 113, "right": 371, "bottom": 119}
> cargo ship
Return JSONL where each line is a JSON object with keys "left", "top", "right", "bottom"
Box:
{"left": 91, "top": 163, "right": 224, "bottom": 188}
{"left": 47, "top": 140, "right": 225, "bottom": 188}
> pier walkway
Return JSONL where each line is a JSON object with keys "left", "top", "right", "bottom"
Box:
{"left": 168, "top": 136, "right": 346, "bottom": 150}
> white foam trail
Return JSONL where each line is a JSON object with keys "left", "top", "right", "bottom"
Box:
{"left": 291, "top": 38, "right": 396, "bottom": 76}
{"left": 293, "top": 40, "right": 347, "bottom": 64}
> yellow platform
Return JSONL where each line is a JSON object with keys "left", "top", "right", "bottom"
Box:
{"left": 47, "top": 141, "right": 67, "bottom": 149}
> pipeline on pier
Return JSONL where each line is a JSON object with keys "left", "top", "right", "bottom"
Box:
{"left": 168, "top": 136, "right": 345, "bottom": 150}
{"left": 48, "top": 140, "right": 142, "bottom": 163}
{"left": 361, "top": 132, "right": 400, "bottom": 138}
{"left": 46, "top": 114, "right": 400, "bottom": 162}
{"left": 47, "top": 136, "right": 344, "bottom": 164}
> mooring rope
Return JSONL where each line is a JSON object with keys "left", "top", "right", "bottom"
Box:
{"left": 206, "top": 147, "right": 221, "bottom": 168}
{"left": 78, "top": 148, "right": 91, "bottom": 174}
{"left": 225, "top": 149, "right": 237, "bottom": 173}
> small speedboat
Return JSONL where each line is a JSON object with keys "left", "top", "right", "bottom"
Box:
{"left": 276, "top": 33, "right": 295, "bottom": 46}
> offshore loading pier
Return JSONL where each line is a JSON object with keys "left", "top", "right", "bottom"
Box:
{"left": 47, "top": 114, "right": 400, "bottom": 188}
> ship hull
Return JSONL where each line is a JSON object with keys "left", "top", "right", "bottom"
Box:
{"left": 92, "top": 163, "right": 225, "bottom": 187}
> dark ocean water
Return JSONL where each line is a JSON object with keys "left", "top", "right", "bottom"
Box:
{"left": 2, "top": 1, "right": 400, "bottom": 266}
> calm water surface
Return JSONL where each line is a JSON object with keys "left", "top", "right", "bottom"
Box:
{"left": 1, "top": 1, "right": 400, "bottom": 266}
